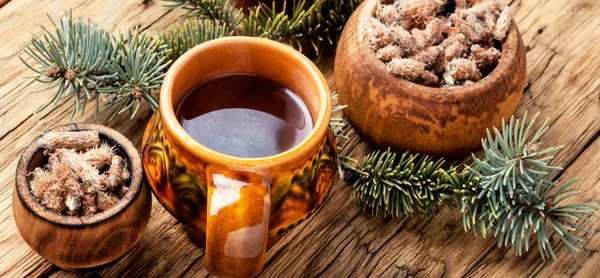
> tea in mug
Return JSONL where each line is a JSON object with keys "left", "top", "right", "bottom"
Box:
{"left": 176, "top": 74, "right": 313, "bottom": 158}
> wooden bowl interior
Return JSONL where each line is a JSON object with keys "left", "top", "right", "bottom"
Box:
{"left": 361, "top": 0, "right": 520, "bottom": 96}
{"left": 16, "top": 123, "right": 143, "bottom": 226}
{"left": 334, "top": 0, "right": 526, "bottom": 157}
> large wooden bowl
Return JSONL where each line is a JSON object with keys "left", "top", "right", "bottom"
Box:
{"left": 334, "top": 0, "right": 527, "bottom": 157}
{"left": 13, "top": 123, "right": 151, "bottom": 271}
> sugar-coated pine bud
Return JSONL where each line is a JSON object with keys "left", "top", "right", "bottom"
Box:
{"left": 470, "top": 44, "right": 502, "bottom": 72}
{"left": 465, "top": 0, "right": 503, "bottom": 18}
{"left": 82, "top": 143, "right": 114, "bottom": 169}
{"left": 440, "top": 41, "right": 469, "bottom": 71}
{"left": 493, "top": 7, "right": 511, "bottom": 41}
{"left": 452, "top": 13, "right": 489, "bottom": 43}
{"left": 389, "top": 26, "right": 417, "bottom": 50}
{"left": 82, "top": 194, "right": 97, "bottom": 216}
{"left": 437, "top": 35, "right": 469, "bottom": 73}
{"left": 399, "top": 0, "right": 443, "bottom": 29}
{"left": 410, "top": 46, "right": 443, "bottom": 68}
{"left": 377, "top": 4, "right": 401, "bottom": 26}
{"left": 426, "top": 18, "right": 444, "bottom": 45}
{"left": 412, "top": 18, "right": 443, "bottom": 48}
{"left": 38, "top": 131, "right": 100, "bottom": 152}
{"left": 482, "top": 10, "right": 497, "bottom": 33}
{"left": 447, "top": 58, "right": 482, "bottom": 82}
{"left": 377, "top": 45, "right": 403, "bottom": 62}
{"left": 367, "top": 18, "right": 393, "bottom": 50}
{"left": 387, "top": 58, "right": 438, "bottom": 85}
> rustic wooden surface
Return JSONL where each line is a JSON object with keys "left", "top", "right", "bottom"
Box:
{"left": 0, "top": 0, "right": 598, "bottom": 277}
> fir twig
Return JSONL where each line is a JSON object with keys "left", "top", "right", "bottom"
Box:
{"left": 167, "top": 0, "right": 363, "bottom": 56}
{"left": 163, "top": 0, "right": 244, "bottom": 31}
{"left": 346, "top": 112, "right": 598, "bottom": 260}
{"left": 21, "top": 11, "right": 171, "bottom": 120}
{"left": 348, "top": 149, "right": 457, "bottom": 218}
{"left": 21, "top": 11, "right": 117, "bottom": 118}
{"left": 160, "top": 18, "right": 233, "bottom": 62}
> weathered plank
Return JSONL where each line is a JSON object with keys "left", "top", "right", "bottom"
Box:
{"left": 0, "top": 0, "right": 598, "bottom": 277}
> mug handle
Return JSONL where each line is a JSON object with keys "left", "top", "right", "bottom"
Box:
{"left": 205, "top": 165, "right": 270, "bottom": 278}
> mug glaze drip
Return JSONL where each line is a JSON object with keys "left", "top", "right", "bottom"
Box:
{"left": 141, "top": 37, "right": 337, "bottom": 277}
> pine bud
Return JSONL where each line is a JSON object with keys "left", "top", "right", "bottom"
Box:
{"left": 389, "top": 26, "right": 417, "bottom": 50}
{"left": 64, "top": 176, "right": 84, "bottom": 211}
{"left": 470, "top": 44, "right": 502, "bottom": 72}
{"left": 377, "top": 45, "right": 404, "bottom": 62}
{"left": 55, "top": 148, "right": 101, "bottom": 192}
{"left": 38, "top": 131, "right": 100, "bottom": 152}
{"left": 82, "top": 143, "right": 114, "bottom": 169}
{"left": 29, "top": 167, "right": 53, "bottom": 202}
{"left": 493, "top": 7, "right": 511, "bottom": 41}
{"left": 399, "top": 0, "right": 443, "bottom": 29}
{"left": 410, "top": 46, "right": 443, "bottom": 68}
{"left": 377, "top": 4, "right": 401, "bottom": 26}
{"left": 367, "top": 18, "right": 393, "bottom": 50}
{"left": 102, "top": 155, "right": 124, "bottom": 191}
{"left": 42, "top": 183, "right": 66, "bottom": 213}
{"left": 447, "top": 58, "right": 482, "bottom": 82}
{"left": 387, "top": 58, "right": 438, "bottom": 85}
{"left": 465, "top": 0, "right": 503, "bottom": 18}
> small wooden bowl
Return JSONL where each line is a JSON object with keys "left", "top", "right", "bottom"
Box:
{"left": 334, "top": 0, "right": 527, "bottom": 157}
{"left": 13, "top": 123, "right": 151, "bottom": 271}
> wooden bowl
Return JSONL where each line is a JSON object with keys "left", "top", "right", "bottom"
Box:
{"left": 13, "top": 123, "right": 151, "bottom": 271}
{"left": 334, "top": 0, "right": 527, "bottom": 157}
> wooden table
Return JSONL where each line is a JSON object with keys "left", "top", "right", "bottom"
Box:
{"left": 1, "top": 0, "right": 599, "bottom": 277}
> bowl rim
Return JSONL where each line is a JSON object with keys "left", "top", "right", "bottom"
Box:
{"left": 14, "top": 123, "right": 145, "bottom": 227}
{"left": 358, "top": 0, "right": 521, "bottom": 96}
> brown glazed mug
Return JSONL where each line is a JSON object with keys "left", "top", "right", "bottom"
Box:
{"left": 141, "top": 37, "right": 337, "bottom": 277}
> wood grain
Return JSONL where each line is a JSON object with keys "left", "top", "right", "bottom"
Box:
{"left": 0, "top": 0, "right": 599, "bottom": 277}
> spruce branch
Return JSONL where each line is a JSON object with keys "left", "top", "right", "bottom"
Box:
{"left": 163, "top": 0, "right": 244, "bottom": 31}
{"left": 167, "top": 0, "right": 363, "bottom": 56}
{"left": 21, "top": 11, "right": 117, "bottom": 118}
{"left": 98, "top": 30, "right": 171, "bottom": 120}
{"left": 469, "top": 111, "right": 563, "bottom": 210}
{"left": 346, "top": 149, "right": 458, "bottom": 218}
{"left": 21, "top": 11, "right": 171, "bottom": 120}
{"left": 345, "top": 112, "right": 598, "bottom": 260}
{"left": 160, "top": 18, "right": 233, "bottom": 62}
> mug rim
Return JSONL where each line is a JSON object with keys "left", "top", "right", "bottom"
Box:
{"left": 160, "top": 36, "right": 332, "bottom": 167}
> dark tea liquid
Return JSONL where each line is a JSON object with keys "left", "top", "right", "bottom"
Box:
{"left": 176, "top": 74, "right": 313, "bottom": 158}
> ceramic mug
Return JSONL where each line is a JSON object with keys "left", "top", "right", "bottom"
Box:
{"left": 142, "top": 37, "right": 338, "bottom": 277}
